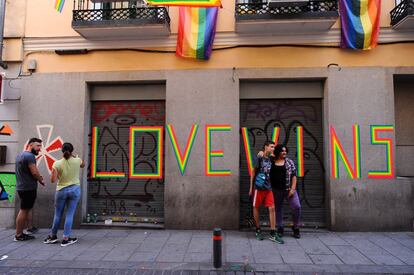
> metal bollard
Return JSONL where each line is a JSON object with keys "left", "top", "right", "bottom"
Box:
{"left": 213, "top": 228, "right": 222, "bottom": 268}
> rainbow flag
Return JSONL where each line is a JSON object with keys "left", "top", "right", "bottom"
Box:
{"left": 339, "top": 0, "right": 381, "bottom": 50}
{"left": 147, "top": 0, "right": 220, "bottom": 7}
{"left": 176, "top": 7, "right": 218, "bottom": 60}
{"left": 55, "top": 0, "right": 65, "bottom": 13}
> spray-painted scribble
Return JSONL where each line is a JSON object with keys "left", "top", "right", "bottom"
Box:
{"left": 242, "top": 101, "right": 318, "bottom": 125}
{"left": 92, "top": 102, "right": 164, "bottom": 124}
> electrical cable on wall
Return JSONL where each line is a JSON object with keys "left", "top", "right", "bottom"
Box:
{"left": 6, "top": 40, "right": 414, "bottom": 76}
{"left": 47, "top": 39, "right": 414, "bottom": 56}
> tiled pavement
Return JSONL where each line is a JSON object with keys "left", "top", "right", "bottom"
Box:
{"left": 0, "top": 228, "right": 413, "bottom": 274}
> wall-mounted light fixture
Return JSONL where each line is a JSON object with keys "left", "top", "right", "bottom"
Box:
{"left": 55, "top": 49, "right": 89, "bottom": 55}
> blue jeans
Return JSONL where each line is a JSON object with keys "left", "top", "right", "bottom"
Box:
{"left": 51, "top": 184, "right": 81, "bottom": 238}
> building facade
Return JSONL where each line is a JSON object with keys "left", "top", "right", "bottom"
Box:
{"left": 0, "top": 0, "right": 413, "bottom": 231}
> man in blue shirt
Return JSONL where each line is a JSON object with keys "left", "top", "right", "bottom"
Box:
{"left": 14, "top": 138, "right": 45, "bottom": 241}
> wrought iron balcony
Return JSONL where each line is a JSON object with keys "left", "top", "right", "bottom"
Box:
{"left": 72, "top": 0, "right": 171, "bottom": 39}
{"left": 235, "top": 0, "right": 339, "bottom": 34}
{"left": 390, "top": 0, "right": 414, "bottom": 29}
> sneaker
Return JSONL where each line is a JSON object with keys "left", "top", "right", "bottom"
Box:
{"left": 292, "top": 227, "right": 301, "bottom": 239}
{"left": 14, "top": 233, "right": 35, "bottom": 241}
{"left": 255, "top": 230, "right": 264, "bottom": 241}
{"left": 43, "top": 235, "right": 58, "bottom": 244}
{"left": 277, "top": 227, "right": 284, "bottom": 237}
{"left": 25, "top": 227, "right": 39, "bottom": 235}
{"left": 61, "top": 237, "right": 77, "bottom": 247}
{"left": 269, "top": 233, "right": 284, "bottom": 244}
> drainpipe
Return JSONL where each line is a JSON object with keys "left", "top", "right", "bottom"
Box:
{"left": 0, "top": 0, "right": 8, "bottom": 69}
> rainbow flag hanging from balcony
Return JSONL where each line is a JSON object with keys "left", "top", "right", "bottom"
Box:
{"left": 55, "top": 0, "right": 65, "bottom": 13}
{"left": 147, "top": 0, "right": 221, "bottom": 7}
{"left": 176, "top": 7, "right": 218, "bottom": 60}
{"left": 339, "top": 0, "right": 381, "bottom": 50}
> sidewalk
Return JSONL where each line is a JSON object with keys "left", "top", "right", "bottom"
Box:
{"left": 0, "top": 228, "right": 413, "bottom": 274}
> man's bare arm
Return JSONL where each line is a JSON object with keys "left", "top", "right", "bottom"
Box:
{"left": 28, "top": 163, "right": 44, "bottom": 185}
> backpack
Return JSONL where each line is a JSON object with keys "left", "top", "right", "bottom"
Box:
{"left": 254, "top": 158, "right": 268, "bottom": 190}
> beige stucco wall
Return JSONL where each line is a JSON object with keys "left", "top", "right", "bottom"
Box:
{"left": 3, "top": 38, "right": 23, "bottom": 61}
{"left": 4, "top": 0, "right": 26, "bottom": 38}
{"left": 21, "top": 43, "right": 414, "bottom": 74}
{"left": 24, "top": 0, "right": 79, "bottom": 37}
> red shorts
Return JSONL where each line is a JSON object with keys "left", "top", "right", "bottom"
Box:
{"left": 252, "top": 189, "right": 274, "bottom": 208}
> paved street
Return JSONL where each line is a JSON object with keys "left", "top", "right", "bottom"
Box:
{"left": 0, "top": 228, "right": 413, "bottom": 274}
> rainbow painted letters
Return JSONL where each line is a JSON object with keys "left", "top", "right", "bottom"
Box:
{"left": 367, "top": 125, "right": 395, "bottom": 179}
{"left": 167, "top": 124, "right": 199, "bottom": 176}
{"left": 205, "top": 125, "right": 232, "bottom": 176}
{"left": 90, "top": 124, "right": 395, "bottom": 180}
{"left": 330, "top": 124, "right": 361, "bottom": 179}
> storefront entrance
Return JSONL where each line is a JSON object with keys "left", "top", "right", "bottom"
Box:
{"left": 239, "top": 86, "right": 326, "bottom": 228}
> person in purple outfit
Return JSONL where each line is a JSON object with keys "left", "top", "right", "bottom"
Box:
{"left": 270, "top": 144, "right": 301, "bottom": 238}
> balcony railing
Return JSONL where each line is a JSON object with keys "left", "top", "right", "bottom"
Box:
{"left": 72, "top": 0, "right": 170, "bottom": 38}
{"left": 390, "top": 0, "right": 414, "bottom": 27}
{"left": 236, "top": 0, "right": 338, "bottom": 20}
{"left": 73, "top": 0, "right": 170, "bottom": 26}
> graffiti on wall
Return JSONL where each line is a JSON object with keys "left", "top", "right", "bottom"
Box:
{"left": 240, "top": 99, "right": 326, "bottom": 227}
{"left": 24, "top": 125, "right": 64, "bottom": 175}
{"left": 89, "top": 101, "right": 165, "bottom": 219}
{"left": 0, "top": 124, "right": 13, "bottom": 136}
{"left": 92, "top": 102, "right": 164, "bottom": 124}
{"left": 0, "top": 172, "right": 16, "bottom": 202}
